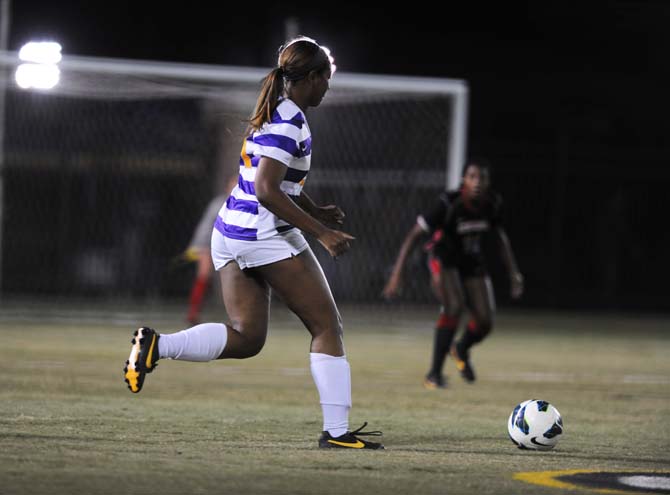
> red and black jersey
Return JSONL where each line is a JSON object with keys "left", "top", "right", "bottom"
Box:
{"left": 418, "top": 189, "right": 503, "bottom": 275}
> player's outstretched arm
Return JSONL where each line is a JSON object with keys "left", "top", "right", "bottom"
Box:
{"left": 382, "top": 223, "right": 426, "bottom": 299}
{"left": 496, "top": 226, "right": 524, "bottom": 299}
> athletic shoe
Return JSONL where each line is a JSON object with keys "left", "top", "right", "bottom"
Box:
{"left": 423, "top": 373, "right": 447, "bottom": 389}
{"left": 169, "top": 248, "right": 200, "bottom": 268}
{"left": 124, "top": 327, "right": 160, "bottom": 393}
{"left": 451, "top": 342, "right": 476, "bottom": 382}
{"left": 318, "top": 422, "right": 384, "bottom": 450}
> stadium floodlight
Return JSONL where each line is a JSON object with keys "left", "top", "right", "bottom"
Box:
{"left": 19, "top": 41, "right": 62, "bottom": 64}
{"left": 15, "top": 41, "right": 62, "bottom": 90}
{"left": 15, "top": 63, "right": 60, "bottom": 89}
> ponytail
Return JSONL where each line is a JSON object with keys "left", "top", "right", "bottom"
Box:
{"left": 248, "top": 37, "right": 335, "bottom": 131}
{"left": 248, "top": 67, "right": 284, "bottom": 131}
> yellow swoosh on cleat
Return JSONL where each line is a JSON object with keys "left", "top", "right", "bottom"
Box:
{"left": 328, "top": 439, "right": 365, "bottom": 449}
{"left": 145, "top": 335, "right": 156, "bottom": 369}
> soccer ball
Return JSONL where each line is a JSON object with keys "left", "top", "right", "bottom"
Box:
{"left": 508, "top": 399, "right": 563, "bottom": 450}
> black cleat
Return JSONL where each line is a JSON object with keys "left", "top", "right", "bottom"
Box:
{"left": 451, "top": 342, "right": 476, "bottom": 383}
{"left": 318, "top": 422, "right": 384, "bottom": 450}
{"left": 123, "top": 327, "right": 160, "bottom": 393}
{"left": 423, "top": 373, "right": 447, "bottom": 390}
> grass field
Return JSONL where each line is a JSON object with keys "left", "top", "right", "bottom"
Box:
{"left": 1, "top": 303, "right": 669, "bottom": 494}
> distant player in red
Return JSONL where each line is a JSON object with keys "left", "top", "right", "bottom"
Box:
{"left": 383, "top": 158, "right": 524, "bottom": 388}
{"left": 183, "top": 194, "right": 227, "bottom": 325}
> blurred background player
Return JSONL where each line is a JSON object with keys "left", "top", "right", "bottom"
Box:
{"left": 182, "top": 193, "right": 227, "bottom": 325}
{"left": 124, "top": 36, "right": 383, "bottom": 449}
{"left": 383, "top": 158, "right": 524, "bottom": 389}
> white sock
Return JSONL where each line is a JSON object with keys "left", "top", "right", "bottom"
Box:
{"left": 158, "top": 323, "right": 228, "bottom": 361}
{"left": 310, "top": 352, "right": 351, "bottom": 437}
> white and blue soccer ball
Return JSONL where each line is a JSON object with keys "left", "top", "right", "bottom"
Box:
{"left": 508, "top": 399, "right": 563, "bottom": 450}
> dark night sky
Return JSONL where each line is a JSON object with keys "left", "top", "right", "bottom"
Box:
{"left": 7, "top": 1, "right": 670, "bottom": 153}
{"left": 6, "top": 1, "right": 670, "bottom": 309}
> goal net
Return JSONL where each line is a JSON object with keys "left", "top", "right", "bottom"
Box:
{"left": 0, "top": 52, "right": 468, "bottom": 305}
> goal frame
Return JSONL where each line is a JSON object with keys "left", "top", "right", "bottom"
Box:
{"left": 0, "top": 50, "right": 468, "bottom": 294}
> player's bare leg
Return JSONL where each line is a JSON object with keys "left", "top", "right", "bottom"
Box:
{"left": 186, "top": 249, "right": 214, "bottom": 325}
{"left": 124, "top": 261, "right": 268, "bottom": 393}
{"left": 255, "top": 248, "right": 383, "bottom": 449}
{"left": 217, "top": 261, "right": 271, "bottom": 359}
{"left": 255, "top": 248, "right": 343, "bottom": 356}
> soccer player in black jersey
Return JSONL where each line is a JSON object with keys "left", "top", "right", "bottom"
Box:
{"left": 383, "top": 158, "right": 524, "bottom": 389}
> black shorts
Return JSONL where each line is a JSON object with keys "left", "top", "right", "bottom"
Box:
{"left": 427, "top": 253, "right": 487, "bottom": 279}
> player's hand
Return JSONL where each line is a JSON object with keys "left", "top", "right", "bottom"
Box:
{"left": 382, "top": 273, "right": 401, "bottom": 300}
{"left": 510, "top": 271, "right": 524, "bottom": 299}
{"left": 314, "top": 204, "right": 345, "bottom": 228}
{"left": 317, "top": 229, "right": 355, "bottom": 258}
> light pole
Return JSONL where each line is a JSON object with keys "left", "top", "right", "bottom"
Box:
{"left": 0, "top": 0, "right": 10, "bottom": 296}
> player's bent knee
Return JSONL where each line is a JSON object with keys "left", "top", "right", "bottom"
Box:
{"left": 467, "top": 317, "right": 493, "bottom": 338}
{"left": 241, "top": 342, "right": 264, "bottom": 358}
{"left": 231, "top": 337, "right": 265, "bottom": 359}
{"left": 241, "top": 330, "right": 267, "bottom": 356}
{"left": 224, "top": 321, "right": 268, "bottom": 358}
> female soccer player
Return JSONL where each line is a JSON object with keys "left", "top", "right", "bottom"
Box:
{"left": 124, "top": 37, "right": 383, "bottom": 449}
{"left": 382, "top": 158, "right": 524, "bottom": 389}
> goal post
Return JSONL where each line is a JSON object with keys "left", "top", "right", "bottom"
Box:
{"left": 326, "top": 71, "right": 468, "bottom": 191}
{"left": 0, "top": 50, "right": 468, "bottom": 303}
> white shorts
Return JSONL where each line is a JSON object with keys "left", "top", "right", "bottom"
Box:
{"left": 211, "top": 228, "right": 309, "bottom": 270}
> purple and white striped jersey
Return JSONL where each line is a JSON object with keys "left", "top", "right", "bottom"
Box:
{"left": 215, "top": 98, "right": 312, "bottom": 241}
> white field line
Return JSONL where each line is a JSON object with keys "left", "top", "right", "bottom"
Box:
{"left": 618, "top": 475, "right": 670, "bottom": 490}
{"left": 489, "top": 371, "right": 670, "bottom": 385}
